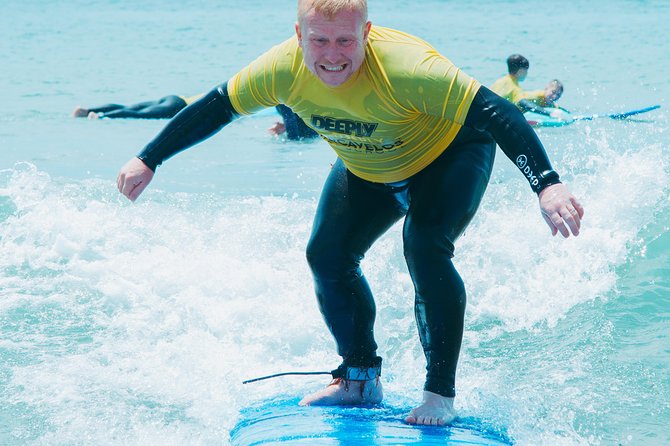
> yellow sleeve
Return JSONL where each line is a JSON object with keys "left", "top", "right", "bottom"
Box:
{"left": 520, "top": 89, "right": 547, "bottom": 106}
{"left": 227, "top": 37, "right": 300, "bottom": 115}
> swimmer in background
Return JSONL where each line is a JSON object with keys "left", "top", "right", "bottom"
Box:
{"left": 270, "top": 104, "right": 319, "bottom": 140}
{"left": 491, "top": 54, "right": 568, "bottom": 119}
{"left": 72, "top": 94, "right": 204, "bottom": 120}
{"left": 73, "top": 96, "right": 318, "bottom": 140}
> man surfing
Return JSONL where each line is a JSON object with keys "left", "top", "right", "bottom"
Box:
{"left": 116, "top": 0, "right": 584, "bottom": 426}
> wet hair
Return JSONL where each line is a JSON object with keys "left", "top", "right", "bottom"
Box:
{"left": 549, "top": 79, "right": 564, "bottom": 95}
{"left": 506, "top": 54, "right": 530, "bottom": 75}
{"left": 297, "top": 0, "right": 368, "bottom": 22}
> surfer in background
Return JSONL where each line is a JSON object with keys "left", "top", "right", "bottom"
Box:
{"left": 115, "top": 0, "right": 584, "bottom": 426}
{"left": 491, "top": 54, "right": 568, "bottom": 118}
{"left": 72, "top": 94, "right": 205, "bottom": 120}
{"left": 490, "top": 54, "right": 537, "bottom": 104}
{"left": 516, "top": 79, "right": 569, "bottom": 119}
{"left": 269, "top": 104, "right": 319, "bottom": 140}
{"left": 73, "top": 97, "right": 317, "bottom": 140}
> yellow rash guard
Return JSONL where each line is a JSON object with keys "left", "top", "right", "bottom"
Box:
{"left": 490, "top": 74, "right": 546, "bottom": 106}
{"left": 227, "top": 26, "right": 480, "bottom": 183}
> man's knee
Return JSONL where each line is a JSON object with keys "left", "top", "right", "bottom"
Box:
{"left": 306, "top": 236, "right": 361, "bottom": 280}
{"left": 403, "top": 231, "right": 455, "bottom": 265}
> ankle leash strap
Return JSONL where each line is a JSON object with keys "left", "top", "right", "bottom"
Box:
{"left": 242, "top": 357, "right": 382, "bottom": 384}
{"left": 331, "top": 357, "right": 382, "bottom": 381}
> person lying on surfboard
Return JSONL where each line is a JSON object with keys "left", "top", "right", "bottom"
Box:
{"left": 73, "top": 97, "right": 317, "bottom": 140}
{"left": 116, "top": 0, "right": 584, "bottom": 426}
{"left": 72, "top": 94, "right": 205, "bottom": 120}
{"left": 491, "top": 55, "right": 568, "bottom": 119}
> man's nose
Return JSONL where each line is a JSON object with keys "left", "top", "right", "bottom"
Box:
{"left": 323, "top": 43, "right": 340, "bottom": 63}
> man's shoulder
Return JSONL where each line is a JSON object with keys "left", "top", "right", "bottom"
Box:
{"left": 366, "top": 25, "right": 451, "bottom": 77}
{"left": 490, "top": 75, "right": 516, "bottom": 96}
{"left": 266, "top": 35, "right": 301, "bottom": 60}
{"left": 241, "top": 35, "right": 301, "bottom": 79}
{"left": 368, "top": 25, "right": 436, "bottom": 50}
{"left": 491, "top": 75, "right": 511, "bottom": 87}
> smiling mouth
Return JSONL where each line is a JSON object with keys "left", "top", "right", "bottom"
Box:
{"left": 320, "top": 64, "right": 347, "bottom": 72}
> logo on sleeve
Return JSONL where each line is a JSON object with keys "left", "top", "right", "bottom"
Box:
{"left": 516, "top": 155, "right": 539, "bottom": 187}
{"left": 311, "top": 115, "right": 378, "bottom": 137}
{"left": 516, "top": 155, "right": 527, "bottom": 168}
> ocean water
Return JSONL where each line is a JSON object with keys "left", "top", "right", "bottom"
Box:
{"left": 1, "top": 0, "right": 669, "bottom": 445}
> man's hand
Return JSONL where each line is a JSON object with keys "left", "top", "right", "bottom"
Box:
{"left": 268, "top": 121, "right": 286, "bottom": 136}
{"left": 538, "top": 183, "right": 584, "bottom": 237}
{"left": 117, "top": 157, "right": 154, "bottom": 202}
{"left": 549, "top": 109, "right": 570, "bottom": 121}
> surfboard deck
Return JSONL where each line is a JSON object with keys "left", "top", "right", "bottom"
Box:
{"left": 525, "top": 104, "right": 661, "bottom": 128}
{"left": 524, "top": 110, "right": 572, "bottom": 127}
{"left": 230, "top": 396, "right": 513, "bottom": 445}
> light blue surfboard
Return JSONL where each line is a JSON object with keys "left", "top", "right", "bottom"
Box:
{"left": 230, "top": 396, "right": 513, "bottom": 445}
{"left": 525, "top": 104, "right": 661, "bottom": 128}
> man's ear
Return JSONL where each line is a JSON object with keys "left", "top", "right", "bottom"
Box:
{"left": 295, "top": 22, "right": 303, "bottom": 46}
{"left": 363, "top": 21, "right": 372, "bottom": 41}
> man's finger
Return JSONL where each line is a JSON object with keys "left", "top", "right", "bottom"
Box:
{"left": 117, "top": 173, "right": 125, "bottom": 193}
{"left": 121, "top": 177, "right": 138, "bottom": 199}
{"left": 128, "top": 181, "right": 147, "bottom": 202}
{"left": 542, "top": 213, "right": 558, "bottom": 236}
{"left": 561, "top": 206, "right": 581, "bottom": 235}
{"left": 572, "top": 198, "right": 585, "bottom": 218}
{"left": 570, "top": 207, "right": 582, "bottom": 233}
{"left": 560, "top": 207, "right": 581, "bottom": 236}
{"left": 550, "top": 212, "right": 569, "bottom": 238}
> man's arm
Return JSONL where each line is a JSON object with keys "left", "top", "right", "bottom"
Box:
{"left": 517, "top": 99, "right": 552, "bottom": 115}
{"left": 518, "top": 99, "right": 570, "bottom": 120}
{"left": 117, "top": 83, "right": 239, "bottom": 201}
{"left": 464, "top": 86, "right": 584, "bottom": 237}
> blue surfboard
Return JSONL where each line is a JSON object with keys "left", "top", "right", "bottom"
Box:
{"left": 230, "top": 396, "right": 513, "bottom": 445}
{"left": 525, "top": 104, "right": 661, "bottom": 128}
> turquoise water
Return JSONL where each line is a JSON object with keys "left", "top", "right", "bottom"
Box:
{"left": 1, "top": 0, "right": 669, "bottom": 444}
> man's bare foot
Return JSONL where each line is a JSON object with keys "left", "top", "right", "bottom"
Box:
{"left": 72, "top": 106, "right": 89, "bottom": 118}
{"left": 87, "top": 111, "right": 100, "bottom": 119}
{"left": 299, "top": 378, "right": 383, "bottom": 406}
{"left": 404, "top": 391, "right": 457, "bottom": 426}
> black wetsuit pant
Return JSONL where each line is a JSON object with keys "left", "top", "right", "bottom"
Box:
{"left": 306, "top": 126, "right": 496, "bottom": 398}
{"left": 90, "top": 95, "right": 187, "bottom": 119}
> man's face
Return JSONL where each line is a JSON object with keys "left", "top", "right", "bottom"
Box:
{"left": 515, "top": 67, "right": 528, "bottom": 82}
{"left": 296, "top": 8, "right": 371, "bottom": 87}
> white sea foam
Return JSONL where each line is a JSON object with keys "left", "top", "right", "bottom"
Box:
{"left": 2, "top": 0, "right": 670, "bottom": 444}
{"left": 2, "top": 124, "right": 669, "bottom": 444}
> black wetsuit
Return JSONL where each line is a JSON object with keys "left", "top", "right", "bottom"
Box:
{"left": 135, "top": 84, "right": 560, "bottom": 398}
{"left": 91, "top": 95, "right": 313, "bottom": 142}
{"left": 306, "top": 126, "right": 495, "bottom": 396}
